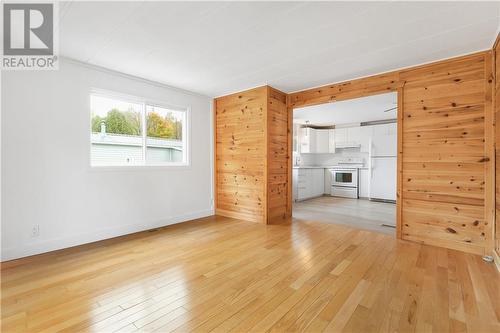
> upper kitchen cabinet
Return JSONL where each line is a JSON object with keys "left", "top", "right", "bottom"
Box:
{"left": 334, "top": 127, "right": 347, "bottom": 146}
{"left": 359, "top": 126, "right": 372, "bottom": 153}
{"left": 314, "top": 129, "right": 333, "bottom": 153}
{"left": 333, "top": 127, "right": 361, "bottom": 148}
{"left": 328, "top": 129, "right": 335, "bottom": 150}
{"left": 347, "top": 127, "right": 361, "bottom": 143}
{"left": 299, "top": 127, "right": 315, "bottom": 153}
{"left": 299, "top": 127, "right": 334, "bottom": 153}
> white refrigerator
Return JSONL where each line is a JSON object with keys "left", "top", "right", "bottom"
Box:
{"left": 369, "top": 124, "right": 397, "bottom": 202}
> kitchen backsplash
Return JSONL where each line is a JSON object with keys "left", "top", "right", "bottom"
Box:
{"left": 296, "top": 149, "right": 368, "bottom": 167}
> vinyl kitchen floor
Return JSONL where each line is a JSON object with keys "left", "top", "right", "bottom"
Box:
{"left": 293, "top": 196, "right": 396, "bottom": 235}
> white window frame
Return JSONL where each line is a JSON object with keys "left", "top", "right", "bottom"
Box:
{"left": 89, "top": 89, "right": 190, "bottom": 169}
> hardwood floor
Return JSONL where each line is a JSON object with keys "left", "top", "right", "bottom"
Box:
{"left": 293, "top": 196, "right": 396, "bottom": 235}
{"left": 1, "top": 215, "right": 499, "bottom": 333}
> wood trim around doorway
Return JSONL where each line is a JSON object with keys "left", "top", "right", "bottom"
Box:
{"left": 287, "top": 51, "right": 492, "bottom": 254}
{"left": 287, "top": 75, "right": 403, "bottom": 238}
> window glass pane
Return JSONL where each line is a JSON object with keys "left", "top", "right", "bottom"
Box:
{"left": 146, "top": 105, "right": 185, "bottom": 164}
{"left": 90, "top": 95, "right": 143, "bottom": 166}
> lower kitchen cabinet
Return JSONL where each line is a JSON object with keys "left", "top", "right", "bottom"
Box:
{"left": 358, "top": 168, "right": 370, "bottom": 198}
{"left": 293, "top": 168, "right": 325, "bottom": 201}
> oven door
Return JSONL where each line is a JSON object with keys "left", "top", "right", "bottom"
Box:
{"left": 331, "top": 169, "right": 358, "bottom": 187}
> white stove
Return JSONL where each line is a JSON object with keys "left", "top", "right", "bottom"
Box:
{"left": 329, "top": 168, "right": 359, "bottom": 199}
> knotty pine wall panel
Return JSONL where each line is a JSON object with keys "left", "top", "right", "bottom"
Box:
{"left": 215, "top": 87, "right": 267, "bottom": 223}
{"left": 215, "top": 86, "right": 290, "bottom": 224}
{"left": 399, "top": 53, "right": 490, "bottom": 255}
{"left": 267, "top": 87, "right": 289, "bottom": 222}
{"left": 288, "top": 72, "right": 400, "bottom": 108}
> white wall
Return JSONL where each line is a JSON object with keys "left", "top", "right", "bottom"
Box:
{"left": 1, "top": 59, "right": 214, "bottom": 261}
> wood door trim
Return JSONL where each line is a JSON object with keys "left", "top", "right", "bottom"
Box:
{"left": 396, "top": 85, "right": 405, "bottom": 239}
{"left": 493, "top": 33, "right": 500, "bottom": 261}
{"left": 485, "top": 50, "right": 495, "bottom": 255}
{"left": 213, "top": 99, "right": 218, "bottom": 212}
{"left": 286, "top": 96, "right": 293, "bottom": 217}
{"left": 264, "top": 86, "right": 269, "bottom": 223}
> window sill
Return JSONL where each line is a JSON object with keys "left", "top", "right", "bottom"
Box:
{"left": 88, "top": 164, "right": 191, "bottom": 172}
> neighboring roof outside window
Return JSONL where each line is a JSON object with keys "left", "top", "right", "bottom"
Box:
{"left": 91, "top": 133, "right": 182, "bottom": 151}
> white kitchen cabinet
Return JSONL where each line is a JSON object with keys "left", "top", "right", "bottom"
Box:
{"left": 294, "top": 168, "right": 325, "bottom": 201}
{"left": 359, "top": 126, "right": 372, "bottom": 153}
{"left": 328, "top": 129, "right": 335, "bottom": 152}
{"left": 299, "top": 128, "right": 335, "bottom": 154}
{"left": 333, "top": 127, "right": 362, "bottom": 148}
{"left": 324, "top": 168, "right": 331, "bottom": 194}
{"left": 334, "top": 128, "right": 348, "bottom": 145}
{"left": 347, "top": 127, "right": 361, "bottom": 143}
{"left": 314, "top": 129, "right": 331, "bottom": 153}
{"left": 299, "top": 127, "right": 315, "bottom": 153}
{"left": 358, "top": 169, "right": 370, "bottom": 198}
{"left": 297, "top": 126, "right": 367, "bottom": 152}
{"left": 313, "top": 169, "right": 324, "bottom": 195}
{"left": 295, "top": 169, "right": 308, "bottom": 200}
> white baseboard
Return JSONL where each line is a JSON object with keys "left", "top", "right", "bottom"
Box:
{"left": 1, "top": 209, "right": 214, "bottom": 262}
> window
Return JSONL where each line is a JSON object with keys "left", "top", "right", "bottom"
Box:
{"left": 146, "top": 105, "right": 186, "bottom": 164}
{"left": 90, "top": 92, "right": 188, "bottom": 167}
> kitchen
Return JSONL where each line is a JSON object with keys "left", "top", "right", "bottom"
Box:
{"left": 292, "top": 92, "right": 397, "bottom": 234}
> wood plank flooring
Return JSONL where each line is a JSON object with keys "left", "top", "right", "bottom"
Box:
{"left": 293, "top": 196, "right": 396, "bottom": 235}
{"left": 1, "top": 215, "right": 499, "bottom": 333}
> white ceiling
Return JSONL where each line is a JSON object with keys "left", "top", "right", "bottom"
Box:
{"left": 294, "top": 92, "right": 397, "bottom": 126}
{"left": 59, "top": 1, "right": 500, "bottom": 97}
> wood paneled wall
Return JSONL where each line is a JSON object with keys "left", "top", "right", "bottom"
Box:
{"left": 267, "top": 87, "right": 289, "bottom": 222}
{"left": 400, "top": 53, "right": 493, "bottom": 255}
{"left": 288, "top": 71, "right": 400, "bottom": 108}
{"left": 214, "top": 86, "right": 289, "bottom": 224}
{"left": 288, "top": 51, "right": 495, "bottom": 255}
{"left": 215, "top": 87, "right": 267, "bottom": 223}
{"left": 214, "top": 49, "right": 497, "bottom": 255}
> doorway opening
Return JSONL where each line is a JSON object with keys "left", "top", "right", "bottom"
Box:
{"left": 291, "top": 92, "right": 398, "bottom": 235}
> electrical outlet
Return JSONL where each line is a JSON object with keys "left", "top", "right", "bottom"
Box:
{"left": 31, "top": 224, "right": 40, "bottom": 237}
